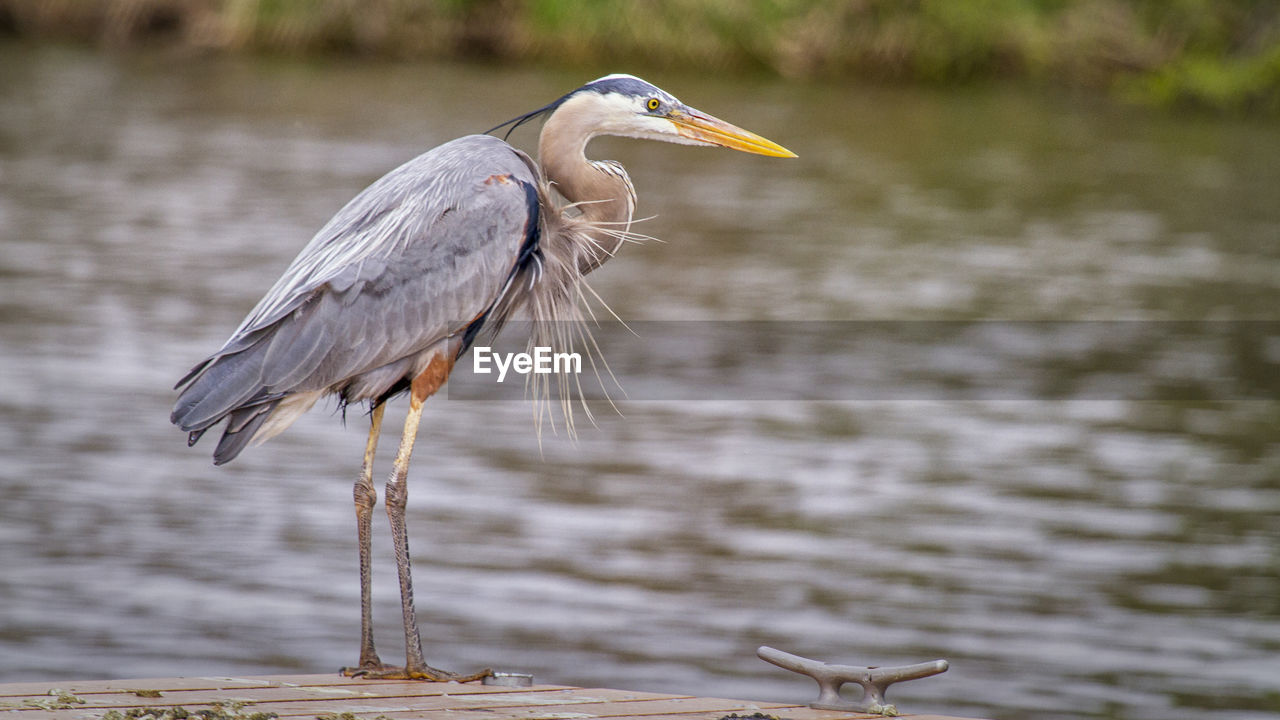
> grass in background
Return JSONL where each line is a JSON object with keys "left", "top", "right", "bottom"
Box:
{"left": 1, "top": 0, "right": 1277, "bottom": 111}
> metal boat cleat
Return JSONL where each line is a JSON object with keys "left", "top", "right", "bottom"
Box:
{"left": 757, "top": 646, "right": 948, "bottom": 715}
{"left": 482, "top": 672, "right": 534, "bottom": 687}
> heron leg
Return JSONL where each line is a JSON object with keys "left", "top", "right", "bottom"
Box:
{"left": 341, "top": 403, "right": 386, "bottom": 677}
{"left": 357, "top": 356, "right": 489, "bottom": 682}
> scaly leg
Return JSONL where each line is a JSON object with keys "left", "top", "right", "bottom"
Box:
{"left": 357, "top": 356, "right": 489, "bottom": 682}
{"left": 341, "top": 403, "right": 386, "bottom": 677}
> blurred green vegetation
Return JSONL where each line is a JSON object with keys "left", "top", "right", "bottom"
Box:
{"left": 2, "top": 0, "right": 1277, "bottom": 111}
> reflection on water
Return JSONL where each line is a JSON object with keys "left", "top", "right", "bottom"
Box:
{"left": 1, "top": 44, "right": 1277, "bottom": 720}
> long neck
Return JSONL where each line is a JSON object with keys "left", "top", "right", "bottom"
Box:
{"left": 538, "top": 103, "right": 635, "bottom": 273}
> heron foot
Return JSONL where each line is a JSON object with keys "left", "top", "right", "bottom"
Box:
{"left": 341, "top": 663, "right": 492, "bottom": 682}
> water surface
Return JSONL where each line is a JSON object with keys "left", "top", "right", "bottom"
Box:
{"left": 0, "top": 43, "right": 1277, "bottom": 720}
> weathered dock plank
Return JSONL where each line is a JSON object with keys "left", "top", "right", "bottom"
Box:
{"left": 0, "top": 674, "right": 978, "bottom": 720}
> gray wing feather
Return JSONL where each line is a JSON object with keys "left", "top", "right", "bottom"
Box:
{"left": 173, "top": 135, "right": 541, "bottom": 446}
{"left": 239, "top": 135, "right": 534, "bottom": 336}
{"left": 213, "top": 408, "right": 273, "bottom": 461}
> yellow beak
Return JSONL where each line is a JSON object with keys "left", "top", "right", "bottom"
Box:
{"left": 668, "top": 108, "right": 797, "bottom": 158}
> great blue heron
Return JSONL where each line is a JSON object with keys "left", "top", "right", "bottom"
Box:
{"left": 171, "top": 73, "right": 794, "bottom": 681}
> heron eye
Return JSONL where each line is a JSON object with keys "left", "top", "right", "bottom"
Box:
{"left": 646, "top": 98, "right": 661, "bottom": 111}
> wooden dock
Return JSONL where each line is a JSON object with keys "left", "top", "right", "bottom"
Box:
{"left": 0, "top": 674, "right": 979, "bottom": 720}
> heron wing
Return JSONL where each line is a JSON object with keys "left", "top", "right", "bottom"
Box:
{"left": 172, "top": 135, "right": 542, "bottom": 441}
{"left": 239, "top": 134, "right": 537, "bottom": 340}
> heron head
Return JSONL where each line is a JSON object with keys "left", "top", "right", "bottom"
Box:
{"left": 573, "top": 74, "right": 796, "bottom": 158}
{"left": 490, "top": 74, "right": 796, "bottom": 159}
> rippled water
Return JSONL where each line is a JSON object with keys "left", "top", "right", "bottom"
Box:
{"left": 1, "top": 43, "right": 1277, "bottom": 720}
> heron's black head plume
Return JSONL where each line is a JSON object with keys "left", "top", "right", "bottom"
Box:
{"left": 486, "top": 96, "right": 565, "bottom": 140}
